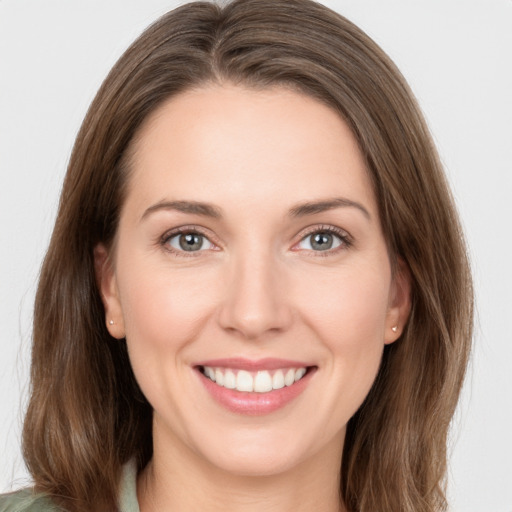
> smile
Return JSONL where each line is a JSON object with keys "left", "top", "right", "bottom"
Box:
{"left": 195, "top": 359, "right": 316, "bottom": 415}
{"left": 200, "top": 366, "right": 308, "bottom": 393}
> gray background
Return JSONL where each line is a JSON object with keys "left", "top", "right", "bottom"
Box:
{"left": 1, "top": 1, "right": 511, "bottom": 510}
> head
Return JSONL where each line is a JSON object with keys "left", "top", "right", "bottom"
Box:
{"left": 22, "top": 1, "right": 473, "bottom": 511}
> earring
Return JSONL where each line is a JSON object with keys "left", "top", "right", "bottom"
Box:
{"left": 391, "top": 325, "right": 398, "bottom": 333}
{"left": 109, "top": 320, "right": 114, "bottom": 325}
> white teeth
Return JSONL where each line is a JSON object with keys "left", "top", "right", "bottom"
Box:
{"left": 223, "top": 370, "right": 236, "bottom": 389}
{"left": 215, "top": 369, "right": 224, "bottom": 387}
{"left": 236, "top": 370, "right": 254, "bottom": 392}
{"left": 202, "top": 366, "right": 309, "bottom": 392}
{"left": 284, "top": 369, "right": 295, "bottom": 386}
{"left": 272, "top": 370, "right": 285, "bottom": 390}
{"left": 295, "top": 368, "right": 306, "bottom": 381}
{"left": 254, "top": 371, "right": 273, "bottom": 393}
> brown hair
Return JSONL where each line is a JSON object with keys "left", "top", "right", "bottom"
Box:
{"left": 22, "top": 1, "right": 473, "bottom": 510}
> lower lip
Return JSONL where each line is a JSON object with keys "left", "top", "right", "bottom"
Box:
{"left": 196, "top": 368, "right": 315, "bottom": 415}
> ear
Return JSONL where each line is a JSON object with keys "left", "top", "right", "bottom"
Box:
{"left": 94, "top": 244, "right": 126, "bottom": 339}
{"left": 384, "top": 258, "right": 412, "bottom": 344}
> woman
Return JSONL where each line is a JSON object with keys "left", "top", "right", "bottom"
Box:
{"left": 0, "top": 0, "right": 473, "bottom": 510}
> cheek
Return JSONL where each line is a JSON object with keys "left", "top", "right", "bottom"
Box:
{"left": 115, "top": 258, "right": 224, "bottom": 433}
{"left": 293, "top": 262, "right": 391, "bottom": 402}
{"left": 294, "top": 263, "right": 391, "bottom": 345}
{"left": 119, "top": 265, "right": 219, "bottom": 346}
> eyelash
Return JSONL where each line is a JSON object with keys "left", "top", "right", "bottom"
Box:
{"left": 160, "top": 225, "right": 217, "bottom": 258}
{"left": 159, "top": 224, "right": 352, "bottom": 258}
{"left": 294, "top": 225, "right": 353, "bottom": 256}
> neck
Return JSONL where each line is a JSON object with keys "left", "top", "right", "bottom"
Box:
{"left": 137, "top": 427, "right": 346, "bottom": 512}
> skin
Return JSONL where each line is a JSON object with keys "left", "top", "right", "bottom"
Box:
{"left": 96, "top": 84, "right": 411, "bottom": 512}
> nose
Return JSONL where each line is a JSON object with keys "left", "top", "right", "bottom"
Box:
{"left": 217, "top": 248, "right": 293, "bottom": 340}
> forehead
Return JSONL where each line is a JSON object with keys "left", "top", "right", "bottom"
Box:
{"left": 124, "top": 84, "right": 377, "bottom": 219}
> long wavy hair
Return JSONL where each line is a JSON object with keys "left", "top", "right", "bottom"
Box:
{"left": 22, "top": 0, "right": 473, "bottom": 510}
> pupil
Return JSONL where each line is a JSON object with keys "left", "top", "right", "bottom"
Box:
{"left": 311, "top": 233, "right": 332, "bottom": 250}
{"left": 179, "top": 233, "right": 202, "bottom": 251}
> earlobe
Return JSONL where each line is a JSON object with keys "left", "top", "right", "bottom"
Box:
{"left": 94, "top": 244, "right": 126, "bottom": 339}
{"left": 384, "top": 258, "right": 412, "bottom": 345}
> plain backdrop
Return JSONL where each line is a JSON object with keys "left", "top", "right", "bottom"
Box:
{"left": 1, "top": 1, "right": 511, "bottom": 510}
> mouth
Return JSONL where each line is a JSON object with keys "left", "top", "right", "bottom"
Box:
{"left": 194, "top": 359, "right": 317, "bottom": 415}
{"left": 198, "top": 365, "right": 311, "bottom": 393}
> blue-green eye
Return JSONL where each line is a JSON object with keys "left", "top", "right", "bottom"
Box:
{"left": 297, "top": 231, "right": 345, "bottom": 251}
{"left": 167, "top": 232, "right": 214, "bottom": 252}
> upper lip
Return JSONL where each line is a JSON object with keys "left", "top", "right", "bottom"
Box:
{"left": 194, "top": 357, "right": 313, "bottom": 371}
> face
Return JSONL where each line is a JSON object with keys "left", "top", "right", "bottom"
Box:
{"left": 97, "top": 84, "right": 410, "bottom": 478}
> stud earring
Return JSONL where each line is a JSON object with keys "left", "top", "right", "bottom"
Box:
{"left": 391, "top": 325, "right": 398, "bottom": 333}
{"left": 109, "top": 320, "right": 114, "bottom": 325}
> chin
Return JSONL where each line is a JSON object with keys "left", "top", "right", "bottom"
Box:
{"left": 205, "top": 445, "right": 306, "bottom": 477}
{"left": 193, "top": 424, "right": 336, "bottom": 478}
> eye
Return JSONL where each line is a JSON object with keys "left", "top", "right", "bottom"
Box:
{"left": 166, "top": 231, "right": 215, "bottom": 252}
{"left": 296, "top": 228, "right": 349, "bottom": 252}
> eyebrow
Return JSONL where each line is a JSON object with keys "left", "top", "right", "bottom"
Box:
{"left": 141, "top": 200, "right": 222, "bottom": 221}
{"left": 141, "top": 196, "right": 371, "bottom": 222}
{"left": 289, "top": 197, "right": 371, "bottom": 220}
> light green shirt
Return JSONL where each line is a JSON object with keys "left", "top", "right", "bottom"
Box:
{"left": 0, "top": 460, "right": 140, "bottom": 512}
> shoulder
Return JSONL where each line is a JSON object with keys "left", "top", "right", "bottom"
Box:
{"left": 0, "top": 489, "right": 59, "bottom": 512}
